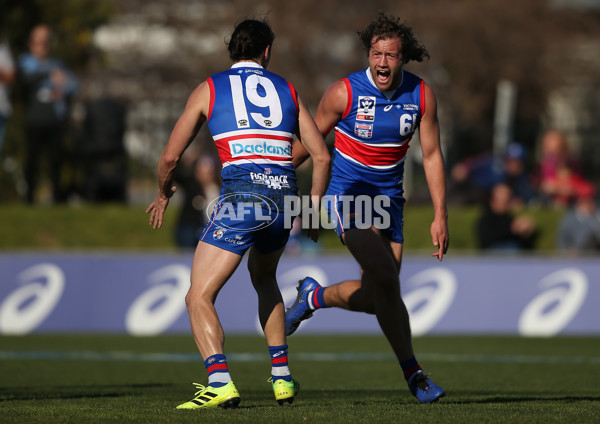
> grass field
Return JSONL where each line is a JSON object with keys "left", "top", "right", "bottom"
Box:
{"left": 1, "top": 334, "right": 599, "bottom": 423}
{"left": 0, "top": 203, "right": 563, "bottom": 252}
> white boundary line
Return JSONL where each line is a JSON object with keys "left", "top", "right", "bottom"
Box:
{"left": 1, "top": 350, "right": 599, "bottom": 365}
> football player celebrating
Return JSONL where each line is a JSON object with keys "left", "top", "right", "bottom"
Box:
{"left": 287, "top": 12, "right": 449, "bottom": 404}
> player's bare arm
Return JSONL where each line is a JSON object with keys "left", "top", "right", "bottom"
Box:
{"left": 296, "top": 94, "right": 331, "bottom": 211}
{"left": 291, "top": 79, "right": 347, "bottom": 168}
{"left": 293, "top": 94, "right": 331, "bottom": 242}
{"left": 314, "top": 79, "right": 347, "bottom": 138}
{"left": 146, "top": 81, "right": 209, "bottom": 229}
{"left": 419, "top": 83, "right": 449, "bottom": 260}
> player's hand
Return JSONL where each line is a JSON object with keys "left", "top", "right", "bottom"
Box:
{"left": 431, "top": 218, "right": 449, "bottom": 261}
{"left": 305, "top": 227, "right": 320, "bottom": 243}
{"left": 300, "top": 198, "right": 321, "bottom": 243}
{"left": 300, "top": 214, "right": 320, "bottom": 243}
{"left": 146, "top": 187, "right": 176, "bottom": 229}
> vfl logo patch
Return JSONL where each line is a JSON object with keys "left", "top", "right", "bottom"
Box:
{"left": 357, "top": 96, "right": 376, "bottom": 122}
{"left": 213, "top": 228, "right": 226, "bottom": 240}
{"left": 354, "top": 122, "right": 373, "bottom": 139}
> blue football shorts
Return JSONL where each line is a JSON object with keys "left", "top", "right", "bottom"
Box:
{"left": 199, "top": 198, "right": 292, "bottom": 255}
{"left": 325, "top": 182, "right": 406, "bottom": 244}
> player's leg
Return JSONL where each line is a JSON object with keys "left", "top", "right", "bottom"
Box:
{"left": 187, "top": 241, "right": 243, "bottom": 358}
{"left": 300, "top": 227, "right": 402, "bottom": 313}
{"left": 247, "top": 245, "right": 286, "bottom": 345}
{"left": 342, "top": 227, "right": 415, "bottom": 359}
{"left": 176, "top": 241, "right": 243, "bottom": 409}
{"left": 285, "top": 192, "right": 377, "bottom": 335}
{"left": 285, "top": 224, "right": 394, "bottom": 336}
{"left": 287, "top": 189, "right": 405, "bottom": 321}
{"left": 248, "top": 245, "right": 300, "bottom": 405}
{"left": 286, "top": 227, "right": 444, "bottom": 403}
{"left": 286, "top": 225, "right": 412, "bottom": 358}
{"left": 346, "top": 232, "right": 444, "bottom": 403}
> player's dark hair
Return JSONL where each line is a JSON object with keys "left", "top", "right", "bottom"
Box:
{"left": 227, "top": 19, "right": 275, "bottom": 61}
{"left": 358, "top": 12, "right": 429, "bottom": 63}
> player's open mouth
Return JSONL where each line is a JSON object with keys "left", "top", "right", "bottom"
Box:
{"left": 376, "top": 70, "right": 391, "bottom": 85}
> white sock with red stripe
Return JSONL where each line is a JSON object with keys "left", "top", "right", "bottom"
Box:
{"left": 269, "top": 344, "right": 291, "bottom": 382}
{"left": 307, "top": 286, "right": 328, "bottom": 310}
{"left": 204, "top": 353, "right": 232, "bottom": 388}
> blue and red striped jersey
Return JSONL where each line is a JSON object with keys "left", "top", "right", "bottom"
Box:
{"left": 207, "top": 62, "right": 298, "bottom": 182}
{"left": 332, "top": 68, "right": 425, "bottom": 190}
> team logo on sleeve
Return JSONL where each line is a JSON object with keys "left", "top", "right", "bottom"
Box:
{"left": 354, "top": 122, "right": 373, "bottom": 139}
{"left": 357, "top": 96, "right": 376, "bottom": 122}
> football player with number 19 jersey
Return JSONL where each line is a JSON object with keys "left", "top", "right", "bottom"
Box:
{"left": 201, "top": 61, "right": 301, "bottom": 254}
{"left": 147, "top": 19, "right": 330, "bottom": 410}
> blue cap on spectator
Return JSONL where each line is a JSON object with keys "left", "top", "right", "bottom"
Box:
{"left": 505, "top": 142, "right": 526, "bottom": 160}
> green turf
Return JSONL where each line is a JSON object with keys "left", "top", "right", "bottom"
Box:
{"left": 0, "top": 203, "right": 563, "bottom": 252}
{"left": 1, "top": 335, "right": 598, "bottom": 423}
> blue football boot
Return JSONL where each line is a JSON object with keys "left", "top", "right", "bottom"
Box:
{"left": 285, "top": 277, "right": 321, "bottom": 336}
{"left": 407, "top": 371, "right": 445, "bottom": 404}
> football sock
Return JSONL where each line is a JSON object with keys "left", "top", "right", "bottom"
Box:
{"left": 269, "top": 344, "right": 291, "bottom": 382}
{"left": 204, "top": 353, "right": 232, "bottom": 388}
{"left": 307, "top": 286, "right": 328, "bottom": 310}
{"left": 400, "top": 356, "right": 423, "bottom": 381}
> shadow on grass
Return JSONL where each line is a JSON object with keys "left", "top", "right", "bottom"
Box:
{"left": 224, "top": 389, "right": 600, "bottom": 409}
{"left": 0, "top": 383, "right": 173, "bottom": 402}
{"left": 449, "top": 394, "right": 600, "bottom": 404}
{"left": 5, "top": 386, "right": 597, "bottom": 407}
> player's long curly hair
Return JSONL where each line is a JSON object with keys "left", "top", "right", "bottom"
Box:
{"left": 227, "top": 19, "right": 275, "bottom": 62}
{"left": 359, "top": 12, "right": 430, "bottom": 63}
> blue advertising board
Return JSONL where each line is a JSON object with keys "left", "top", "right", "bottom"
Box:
{"left": 0, "top": 253, "right": 598, "bottom": 336}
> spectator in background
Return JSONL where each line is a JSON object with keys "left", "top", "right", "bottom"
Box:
{"left": 503, "top": 143, "right": 538, "bottom": 207}
{"left": 557, "top": 183, "right": 600, "bottom": 256}
{"left": 540, "top": 162, "right": 592, "bottom": 208}
{"left": 79, "top": 97, "right": 127, "bottom": 202}
{"left": 0, "top": 35, "right": 15, "bottom": 156}
{"left": 18, "top": 24, "right": 78, "bottom": 204}
{"left": 450, "top": 142, "right": 537, "bottom": 206}
{"left": 536, "top": 129, "right": 586, "bottom": 207}
{"left": 477, "top": 182, "right": 538, "bottom": 251}
{"left": 173, "top": 151, "right": 221, "bottom": 249}
{"left": 449, "top": 150, "right": 504, "bottom": 204}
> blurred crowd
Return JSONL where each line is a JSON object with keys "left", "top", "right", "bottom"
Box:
{"left": 1, "top": 24, "right": 128, "bottom": 206}
{"left": 449, "top": 129, "right": 600, "bottom": 255}
{"left": 1, "top": 24, "right": 599, "bottom": 255}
